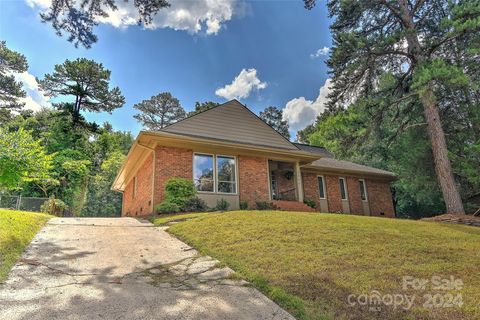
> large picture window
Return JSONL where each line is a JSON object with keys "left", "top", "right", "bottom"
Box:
{"left": 217, "top": 156, "right": 236, "bottom": 193}
{"left": 193, "top": 154, "right": 214, "bottom": 192}
{"left": 193, "top": 153, "right": 237, "bottom": 194}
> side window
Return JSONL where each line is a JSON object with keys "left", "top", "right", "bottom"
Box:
{"left": 317, "top": 176, "right": 326, "bottom": 199}
{"left": 132, "top": 176, "right": 137, "bottom": 200}
{"left": 359, "top": 179, "right": 368, "bottom": 201}
{"left": 339, "top": 177, "right": 348, "bottom": 200}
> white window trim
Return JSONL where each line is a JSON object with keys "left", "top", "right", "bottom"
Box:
{"left": 193, "top": 153, "right": 238, "bottom": 195}
{"left": 339, "top": 177, "right": 348, "bottom": 200}
{"left": 359, "top": 179, "right": 368, "bottom": 202}
{"left": 317, "top": 175, "right": 327, "bottom": 199}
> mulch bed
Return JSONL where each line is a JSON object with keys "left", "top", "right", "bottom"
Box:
{"left": 422, "top": 214, "right": 480, "bottom": 227}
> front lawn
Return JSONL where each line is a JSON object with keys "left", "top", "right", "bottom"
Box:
{"left": 163, "top": 211, "right": 480, "bottom": 320}
{"left": 152, "top": 212, "right": 210, "bottom": 226}
{"left": 0, "top": 209, "right": 52, "bottom": 282}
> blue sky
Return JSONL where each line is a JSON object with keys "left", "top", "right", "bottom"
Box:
{"left": 0, "top": 0, "right": 332, "bottom": 138}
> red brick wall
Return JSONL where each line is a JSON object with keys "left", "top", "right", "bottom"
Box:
{"left": 302, "top": 172, "right": 321, "bottom": 210}
{"left": 366, "top": 179, "right": 395, "bottom": 217}
{"left": 238, "top": 156, "right": 269, "bottom": 208}
{"left": 122, "top": 153, "right": 153, "bottom": 216}
{"left": 153, "top": 146, "right": 193, "bottom": 205}
{"left": 302, "top": 172, "right": 394, "bottom": 217}
{"left": 277, "top": 171, "right": 296, "bottom": 200}
{"left": 346, "top": 177, "right": 364, "bottom": 215}
{"left": 325, "top": 175, "right": 343, "bottom": 213}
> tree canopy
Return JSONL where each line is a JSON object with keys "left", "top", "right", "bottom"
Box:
{"left": 188, "top": 101, "right": 220, "bottom": 116}
{"left": 133, "top": 92, "right": 186, "bottom": 130}
{"left": 0, "top": 41, "right": 28, "bottom": 110}
{"left": 0, "top": 127, "right": 53, "bottom": 191}
{"left": 304, "top": 0, "right": 480, "bottom": 214}
{"left": 39, "top": 58, "right": 125, "bottom": 125}
{"left": 259, "top": 106, "right": 291, "bottom": 140}
{"left": 40, "top": 0, "right": 170, "bottom": 48}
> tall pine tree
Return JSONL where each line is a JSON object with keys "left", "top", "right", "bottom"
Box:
{"left": 305, "top": 0, "right": 480, "bottom": 214}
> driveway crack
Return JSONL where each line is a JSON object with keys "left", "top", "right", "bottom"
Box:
{"left": 19, "top": 258, "right": 101, "bottom": 277}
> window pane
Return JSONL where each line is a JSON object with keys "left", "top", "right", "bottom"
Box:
{"left": 317, "top": 176, "right": 325, "bottom": 199}
{"left": 218, "top": 182, "right": 236, "bottom": 193}
{"left": 217, "top": 156, "right": 236, "bottom": 193}
{"left": 217, "top": 156, "right": 235, "bottom": 182}
{"left": 359, "top": 180, "right": 367, "bottom": 201}
{"left": 339, "top": 178, "right": 347, "bottom": 200}
{"left": 194, "top": 154, "right": 214, "bottom": 192}
{"left": 195, "top": 179, "right": 214, "bottom": 192}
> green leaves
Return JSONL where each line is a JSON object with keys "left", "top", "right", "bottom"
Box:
{"left": 413, "top": 59, "right": 470, "bottom": 97}
{"left": 0, "top": 41, "right": 28, "bottom": 110}
{"left": 133, "top": 92, "right": 186, "bottom": 130}
{"left": 0, "top": 128, "right": 53, "bottom": 191}
{"left": 38, "top": 58, "right": 125, "bottom": 124}
{"left": 259, "top": 106, "right": 290, "bottom": 140}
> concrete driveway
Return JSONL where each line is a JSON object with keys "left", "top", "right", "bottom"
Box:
{"left": 0, "top": 217, "right": 293, "bottom": 320}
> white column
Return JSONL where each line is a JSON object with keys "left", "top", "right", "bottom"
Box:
{"left": 295, "top": 161, "right": 304, "bottom": 202}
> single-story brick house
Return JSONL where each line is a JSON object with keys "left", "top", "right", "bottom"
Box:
{"left": 112, "top": 100, "right": 396, "bottom": 217}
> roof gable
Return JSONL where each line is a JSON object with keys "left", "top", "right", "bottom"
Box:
{"left": 162, "top": 100, "right": 298, "bottom": 150}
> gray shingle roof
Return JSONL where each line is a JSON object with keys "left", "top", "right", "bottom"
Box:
{"left": 293, "top": 143, "right": 333, "bottom": 158}
{"left": 306, "top": 157, "right": 395, "bottom": 178}
{"left": 162, "top": 100, "right": 298, "bottom": 150}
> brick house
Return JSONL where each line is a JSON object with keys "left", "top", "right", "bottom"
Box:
{"left": 112, "top": 100, "right": 396, "bottom": 217}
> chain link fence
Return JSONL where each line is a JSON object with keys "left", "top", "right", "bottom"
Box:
{"left": 0, "top": 195, "right": 49, "bottom": 213}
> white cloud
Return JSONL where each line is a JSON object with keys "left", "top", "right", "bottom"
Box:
{"left": 14, "top": 72, "right": 51, "bottom": 112}
{"left": 282, "top": 79, "right": 332, "bottom": 132}
{"left": 26, "top": 0, "right": 238, "bottom": 35}
{"left": 215, "top": 68, "right": 267, "bottom": 100}
{"left": 310, "top": 46, "right": 330, "bottom": 59}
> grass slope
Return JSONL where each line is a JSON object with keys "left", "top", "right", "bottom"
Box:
{"left": 0, "top": 209, "right": 51, "bottom": 282}
{"left": 162, "top": 211, "right": 480, "bottom": 320}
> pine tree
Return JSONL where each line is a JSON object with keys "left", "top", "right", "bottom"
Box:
{"left": 39, "top": 58, "right": 125, "bottom": 125}
{"left": 0, "top": 41, "right": 28, "bottom": 110}
{"left": 305, "top": 0, "right": 480, "bottom": 214}
{"left": 259, "top": 106, "right": 291, "bottom": 140}
{"left": 133, "top": 92, "right": 186, "bottom": 130}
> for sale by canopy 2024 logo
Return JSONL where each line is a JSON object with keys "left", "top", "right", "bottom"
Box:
{"left": 347, "top": 275, "right": 463, "bottom": 312}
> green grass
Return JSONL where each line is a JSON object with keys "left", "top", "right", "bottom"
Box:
{"left": 164, "top": 211, "right": 480, "bottom": 320}
{"left": 152, "top": 212, "right": 212, "bottom": 226}
{"left": 0, "top": 209, "right": 52, "bottom": 282}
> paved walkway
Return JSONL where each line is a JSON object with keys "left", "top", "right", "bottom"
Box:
{"left": 0, "top": 217, "right": 293, "bottom": 320}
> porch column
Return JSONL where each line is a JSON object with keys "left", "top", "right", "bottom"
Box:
{"left": 295, "top": 161, "right": 304, "bottom": 202}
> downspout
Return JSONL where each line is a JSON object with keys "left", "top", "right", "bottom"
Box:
{"left": 137, "top": 142, "right": 156, "bottom": 214}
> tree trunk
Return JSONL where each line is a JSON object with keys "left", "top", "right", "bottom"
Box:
{"left": 395, "top": 0, "right": 465, "bottom": 214}
{"left": 421, "top": 87, "right": 465, "bottom": 214}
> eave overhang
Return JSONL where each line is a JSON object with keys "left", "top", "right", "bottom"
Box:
{"left": 112, "top": 131, "right": 321, "bottom": 192}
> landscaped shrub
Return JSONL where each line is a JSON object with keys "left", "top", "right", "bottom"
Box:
{"left": 303, "top": 198, "right": 317, "bottom": 209}
{"left": 165, "top": 178, "right": 196, "bottom": 198}
{"left": 255, "top": 201, "right": 272, "bottom": 210}
{"left": 183, "top": 196, "right": 208, "bottom": 212}
{"left": 239, "top": 200, "right": 248, "bottom": 210}
{"left": 215, "top": 198, "right": 230, "bottom": 211}
{"left": 164, "top": 177, "right": 196, "bottom": 208}
{"left": 40, "top": 198, "right": 68, "bottom": 216}
{"left": 154, "top": 201, "right": 180, "bottom": 214}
